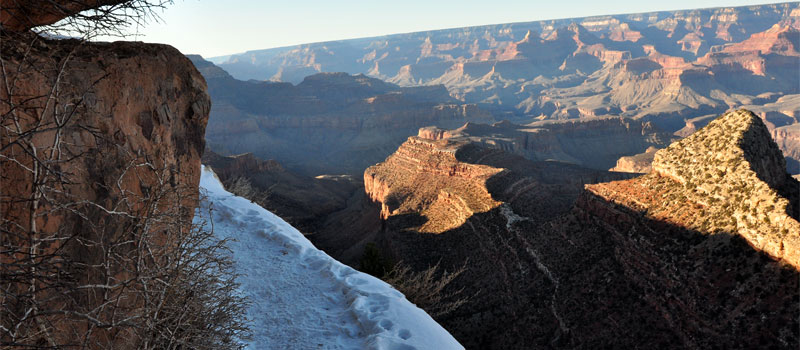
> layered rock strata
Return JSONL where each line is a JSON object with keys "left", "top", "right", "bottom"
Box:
{"left": 417, "top": 117, "right": 674, "bottom": 170}
{"left": 610, "top": 146, "right": 659, "bottom": 173}
{"left": 214, "top": 4, "right": 800, "bottom": 135}
{"left": 356, "top": 109, "right": 799, "bottom": 348}
{"left": 190, "top": 56, "right": 493, "bottom": 176}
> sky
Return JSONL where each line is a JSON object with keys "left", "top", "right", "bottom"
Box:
{"left": 109, "top": 0, "right": 788, "bottom": 58}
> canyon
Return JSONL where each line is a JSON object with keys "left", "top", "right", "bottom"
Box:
{"left": 193, "top": 7, "right": 800, "bottom": 347}
{"left": 206, "top": 109, "right": 799, "bottom": 348}
{"left": 206, "top": 3, "right": 800, "bottom": 174}
{"left": 362, "top": 109, "right": 799, "bottom": 348}
{"left": 190, "top": 55, "right": 493, "bottom": 175}
{"left": 4, "top": 1, "right": 799, "bottom": 349}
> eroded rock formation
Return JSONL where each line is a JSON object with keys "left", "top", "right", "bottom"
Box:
{"left": 574, "top": 110, "right": 799, "bottom": 348}
{"left": 609, "top": 146, "right": 659, "bottom": 173}
{"left": 595, "top": 109, "right": 800, "bottom": 266}
{"left": 416, "top": 117, "right": 674, "bottom": 170}
{"left": 189, "top": 55, "right": 493, "bottom": 175}
{"left": 363, "top": 136, "right": 636, "bottom": 348}
{"left": 353, "top": 109, "right": 800, "bottom": 348}
{"left": 213, "top": 4, "right": 799, "bottom": 134}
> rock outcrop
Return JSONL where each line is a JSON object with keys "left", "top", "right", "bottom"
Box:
{"left": 350, "top": 109, "right": 800, "bottom": 349}
{"left": 609, "top": 146, "right": 659, "bottom": 173}
{"left": 0, "top": 0, "right": 116, "bottom": 31}
{"left": 364, "top": 137, "right": 503, "bottom": 232}
{"left": 649, "top": 109, "right": 799, "bottom": 264}
{"left": 1, "top": 36, "right": 209, "bottom": 240}
{"left": 363, "top": 137, "right": 636, "bottom": 348}
{"left": 1, "top": 10, "right": 210, "bottom": 347}
{"left": 574, "top": 109, "right": 799, "bottom": 348}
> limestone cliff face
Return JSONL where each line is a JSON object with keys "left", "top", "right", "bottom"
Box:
{"left": 364, "top": 137, "right": 502, "bottom": 231}
{"left": 1, "top": 35, "right": 209, "bottom": 230}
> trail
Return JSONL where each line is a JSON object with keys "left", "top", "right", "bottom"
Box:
{"left": 195, "top": 166, "right": 463, "bottom": 350}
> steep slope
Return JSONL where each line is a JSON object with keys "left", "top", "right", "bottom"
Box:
{"left": 199, "top": 150, "right": 386, "bottom": 268}
{"left": 648, "top": 109, "right": 799, "bottom": 262}
{"left": 189, "top": 55, "right": 493, "bottom": 175}
{"left": 363, "top": 137, "right": 636, "bottom": 348}
{"left": 355, "top": 109, "right": 799, "bottom": 349}
{"left": 196, "top": 166, "right": 463, "bottom": 350}
{"left": 575, "top": 109, "right": 800, "bottom": 348}
{"left": 201, "top": 150, "right": 359, "bottom": 233}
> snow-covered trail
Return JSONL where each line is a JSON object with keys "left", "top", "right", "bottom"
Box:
{"left": 195, "top": 166, "right": 463, "bottom": 350}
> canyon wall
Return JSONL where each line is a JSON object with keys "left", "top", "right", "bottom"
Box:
{"left": 417, "top": 117, "right": 674, "bottom": 170}
{"left": 362, "top": 136, "right": 640, "bottom": 348}
{"left": 356, "top": 109, "right": 799, "bottom": 348}
{"left": 190, "top": 56, "right": 493, "bottom": 175}
{"left": 208, "top": 4, "right": 800, "bottom": 171}
{"left": 213, "top": 4, "right": 799, "bottom": 130}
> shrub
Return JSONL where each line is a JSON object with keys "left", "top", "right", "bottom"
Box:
{"left": 383, "top": 260, "right": 469, "bottom": 318}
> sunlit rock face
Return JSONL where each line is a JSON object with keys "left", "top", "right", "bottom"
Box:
{"left": 356, "top": 109, "right": 798, "bottom": 349}
{"left": 575, "top": 109, "right": 799, "bottom": 349}
{"left": 363, "top": 135, "right": 636, "bottom": 348}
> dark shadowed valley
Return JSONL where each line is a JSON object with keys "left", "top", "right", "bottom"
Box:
{"left": 195, "top": 3, "right": 800, "bottom": 349}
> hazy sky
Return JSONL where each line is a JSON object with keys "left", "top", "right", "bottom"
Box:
{"left": 112, "top": 0, "right": 787, "bottom": 58}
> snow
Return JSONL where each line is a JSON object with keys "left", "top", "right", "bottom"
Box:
{"left": 195, "top": 166, "right": 464, "bottom": 350}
